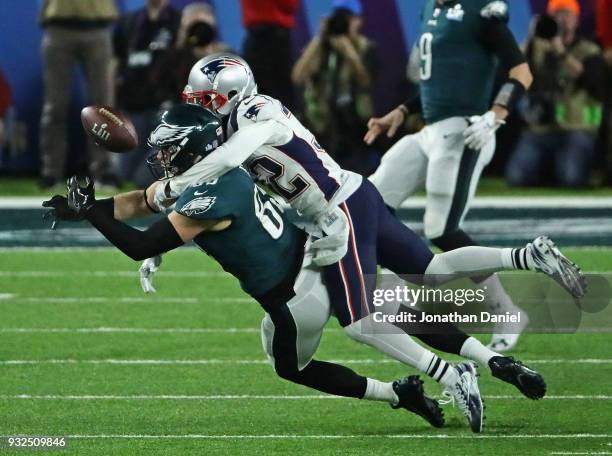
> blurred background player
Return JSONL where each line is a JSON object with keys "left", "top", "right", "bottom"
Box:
{"left": 0, "top": 67, "right": 10, "bottom": 149}
{"left": 155, "top": 2, "right": 231, "bottom": 103}
{"left": 365, "top": 0, "right": 533, "bottom": 351}
{"left": 112, "top": 0, "right": 180, "bottom": 188}
{"left": 241, "top": 0, "right": 300, "bottom": 110}
{"left": 38, "top": 0, "right": 119, "bottom": 189}
{"left": 292, "top": 0, "right": 378, "bottom": 174}
{"left": 506, "top": 0, "right": 607, "bottom": 188}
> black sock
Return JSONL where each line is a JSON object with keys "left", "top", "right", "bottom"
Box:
{"left": 393, "top": 306, "right": 470, "bottom": 355}
{"left": 285, "top": 359, "right": 368, "bottom": 398}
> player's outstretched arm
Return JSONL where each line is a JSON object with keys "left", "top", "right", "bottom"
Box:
{"left": 59, "top": 176, "right": 223, "bottom": 261}
{"left": 112, "top": 182, "right": 163, "bottom": 220}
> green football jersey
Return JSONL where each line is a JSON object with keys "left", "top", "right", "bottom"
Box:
{"left": 174, "top": 167, "right": 304, "bottom": 297}
{"left": 418, "top": 0, "right": 509, "bottom": 124}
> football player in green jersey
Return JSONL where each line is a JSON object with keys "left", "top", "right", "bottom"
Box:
{"left": 366, "top": 0, "right": 533, "bottom": 352}
{"left": 44, "top": 104, "right": 586, "bottom": 432}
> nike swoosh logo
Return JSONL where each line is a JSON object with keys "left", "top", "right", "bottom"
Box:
{"left": 193, "top": 190, "right": 208, "bottom": 196}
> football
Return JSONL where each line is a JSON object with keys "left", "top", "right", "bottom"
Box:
{"left": 80, "top": 105, "right": 138, "bottom": 153}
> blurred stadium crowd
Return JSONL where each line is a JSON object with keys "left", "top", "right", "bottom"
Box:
{"left": 0, "top": 0, "right": 610, "bottom": 190}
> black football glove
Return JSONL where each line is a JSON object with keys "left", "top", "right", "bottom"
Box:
{"left": 67, "top": 175, "right": 96, "bottom": 214}
{"left": 42, "top": 195, "right": 84, "bottom": 230}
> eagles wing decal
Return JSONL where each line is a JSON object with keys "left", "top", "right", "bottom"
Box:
{"left": 180, "top": 196, "right": 217, "bottom": 216}
{"left": 149, "top": 123, "right": 196, "bottom": 147}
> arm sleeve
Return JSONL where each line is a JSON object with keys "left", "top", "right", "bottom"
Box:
{"left": 165, "top": 120, "right": 281, "bottom": 198}
{"left": 85, "top": 205, "right": 184, "bottom": 261}
{"left": 480, "top": 21, "right": 526, "bottom": 70}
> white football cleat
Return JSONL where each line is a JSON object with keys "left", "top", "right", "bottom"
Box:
{"left": 440, "top": 362, "right": 484, "bottom": 433}
{"left": 528, "top": 236, "right": 586, "bottom": 298}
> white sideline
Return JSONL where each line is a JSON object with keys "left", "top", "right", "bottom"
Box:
{"left": 4, "top": 195, "right": 612, "bottom": 209}
{"left": 0, "top": 358, "right": 610, "bottom": 365}
{"left": 1, "top": 394, "right": 609, "bottom": 400}
{"left": 0, "top": 433, "right": 609, "bottom": 440}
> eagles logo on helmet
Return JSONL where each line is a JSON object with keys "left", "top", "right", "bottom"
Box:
{"left": 146, "top": 104, "right": 224, "bottom": 180}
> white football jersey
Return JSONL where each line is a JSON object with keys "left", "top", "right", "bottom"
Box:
{"left": 226, "top": 94, "right": 362, "bottom": 219}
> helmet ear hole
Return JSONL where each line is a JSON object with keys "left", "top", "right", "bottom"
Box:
{"left": 228, "top": 90, "right": 238, "bottom": 100}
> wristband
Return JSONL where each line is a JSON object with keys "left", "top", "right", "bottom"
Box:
{"left": 493, "top": 78, "right": 526, "bottom": 111}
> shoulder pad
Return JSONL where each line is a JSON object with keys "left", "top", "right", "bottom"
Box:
{"left": 238, "top": 95, "right": 281, "bottom": 123}
{"left": 480, "top": 1, "right": 509, "bottom": 22}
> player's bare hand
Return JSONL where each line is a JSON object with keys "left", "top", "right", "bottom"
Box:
{"left": 364, "top": 107, "right": 405, "bottom": 145}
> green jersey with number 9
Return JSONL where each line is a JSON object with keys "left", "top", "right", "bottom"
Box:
{"left": 174, "top": 167, "right": 305, "bottom": 297}
{"left": 418, "top": 0, "right": 509, "bottom": 124}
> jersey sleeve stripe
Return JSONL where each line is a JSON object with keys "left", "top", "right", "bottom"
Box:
{"left": 276, "top": 134, "right": 341, "bottom": 201}
{"left": 229, "top": 106, "right": 239, "bottom": 133}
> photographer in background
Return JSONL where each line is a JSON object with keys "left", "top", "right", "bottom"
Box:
{"left": 155, "top": 2, "right": 231, "bottom": 104}
{"left": 506, "top": 0, "right": 607, "bottom": 188}
{"left": 292, "top": 0, "right": 378, "bottom": 174}
{"left": 596, "top": 0, "right": 612, "bottom": 181}
{"left": 112, "top": 0, "right": 180, "bottom": 187}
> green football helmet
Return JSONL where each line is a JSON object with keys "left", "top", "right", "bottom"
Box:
{"left": 146, "top": 104, "right": 224, "bottom": 180}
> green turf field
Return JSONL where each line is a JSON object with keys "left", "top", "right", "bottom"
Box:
{"left": 0, "top": 248, "right": 611, "bottom": 455}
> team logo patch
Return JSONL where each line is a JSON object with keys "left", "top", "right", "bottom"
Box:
{"left": 180, "top": 196, "right": 217, "bottom": 216}
{"left": 243, "top": 101, "right": 267, "bottom": 120}
{"left": 200, "top": 57, "right": 244, "bottom": 84}
{"left": 446, "top": 4, "right": 464, "bottom": 21}
{"left": 148, "top": 123, "right": 195, "bottom": 147}
{"left": 481, "top": 1, "right": 508, "bottom": 20}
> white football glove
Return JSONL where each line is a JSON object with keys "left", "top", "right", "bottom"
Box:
{"left": 308, "top": 206, "right": 350, "bottom": 266}
{"left": 463, "top": 111, "right": 505, "bottom": 151}
{"left": 139, "top": 255, "right": 162, "bottom": 293}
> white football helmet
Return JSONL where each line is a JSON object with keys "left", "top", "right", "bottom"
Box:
{"left": 182, "top": 52, "right": 257, "bottom": 117}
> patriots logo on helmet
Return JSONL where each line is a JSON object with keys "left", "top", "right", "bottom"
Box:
{"left": 200, "top": 57, "right": 245, "bottom": 84}
{"left": 148, "top": 123, "right": 195, "bottom": 147}
{"left": 180, "top": 196, "right": 217, "bottom": 216}
{"left": 244, "top": 102, "right": 267, "bottom": 120}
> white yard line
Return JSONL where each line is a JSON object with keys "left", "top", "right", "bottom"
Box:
{"left": 0, "top": 327, "right": 265, "bottom": 334}
{"left": 0, "top": 327, "right": 611, "bottom": 334}
{"left": 550, "top": 453, "right": 612, "bottom": 455}
{"left": 1, "top": 269, "right": 610, "bottom": 277}
{"left": 0, "top": 394, "right": 609, "bottom": 400}
{"left": 0, "top": 433, "right": 609, "bottom": 440}
{"left": 0, "top": 270, "right": 230, "bottom": 277}
{"left": 0, "top": 297, "right": 252, "bottom": 304}
{"left": 0, "top": 358, "right": 610, "bottom": 365}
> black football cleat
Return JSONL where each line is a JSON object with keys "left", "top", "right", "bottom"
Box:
{"left": 391, "top": 375, "right": 445, "bottom": 428}
{"left": 489, "top": 356, "right": 546, "bottom": 400}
